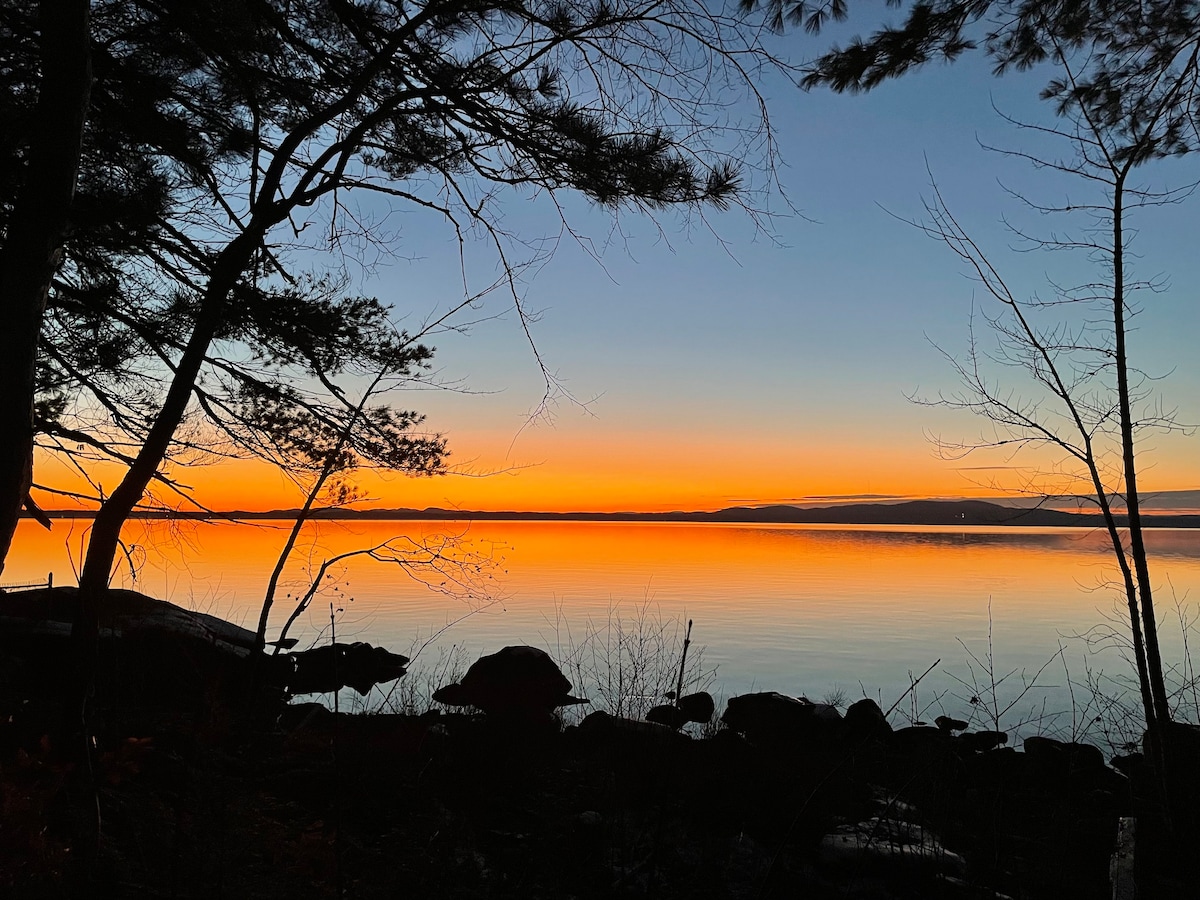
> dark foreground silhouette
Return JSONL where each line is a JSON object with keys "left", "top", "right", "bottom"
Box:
{"left": 2, "top": 588, "right": 1198, "bottom": 898}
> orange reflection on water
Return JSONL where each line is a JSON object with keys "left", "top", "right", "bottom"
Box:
{"left": 7, "top": 519, "right": 1191, "bottom": 605}
{"left": 463, "top": 521, "right": 1142, "bottom": 609}
{"left": 8, "top": 519, "right": 1200, "bottom": 703}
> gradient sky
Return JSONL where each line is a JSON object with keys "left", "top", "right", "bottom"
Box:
{"left": 39, "top": 23, "right": 1200, "bottom": 514}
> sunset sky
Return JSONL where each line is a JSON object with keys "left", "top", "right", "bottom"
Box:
{"left": 36, "top": 26, "right": 1200, "bottom": 515}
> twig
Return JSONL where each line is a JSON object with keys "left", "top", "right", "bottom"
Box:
{"left": 674, "top": 619, "right": 693, "bottom": 706}
{"left": 885, "top": 659, "right": 941, "bottom": 718}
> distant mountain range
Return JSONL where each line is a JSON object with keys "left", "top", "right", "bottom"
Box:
{"left": 780, "top": 489, "right": 1200, "bottom": 513}
{"left": 39, "top": 499, "right": 1200, "bottom": 528}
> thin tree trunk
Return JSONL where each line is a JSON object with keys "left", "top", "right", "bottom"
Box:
{"left": 1093, "top": 477, "right": 1156, "bottom": 732}
{"left": 0, "top": 0, "right": 92, "bottom": 574}
{"left": 256, "top": 373, "right": 383, "bottom": 655}
{"left": 1111, "top": 177, "right": 1172, "bottom": 727}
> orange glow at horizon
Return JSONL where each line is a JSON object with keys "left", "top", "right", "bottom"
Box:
{"left": 31, "top": 427, "right": 1200, "bottom": 515}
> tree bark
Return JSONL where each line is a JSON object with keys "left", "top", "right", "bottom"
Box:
{"left": 0, "top": 0, "right": 92, "bottom": 574}
{"left": 1091, "top": 469, "right": 1157, "bottom": 733}
{"left": 1111, "top": 178, "right": 1172, "bottom": 727}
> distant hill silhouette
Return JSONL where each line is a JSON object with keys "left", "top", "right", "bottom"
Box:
{"left": 36, "top": 498, "right": 1200, "bottom": 527}
{"left": 703, "top": 500, "right": 1087, "bottom": 526}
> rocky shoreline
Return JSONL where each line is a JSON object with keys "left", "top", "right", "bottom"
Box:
{"left": 1, "top": 588, "right": 1198, "bottom": 897}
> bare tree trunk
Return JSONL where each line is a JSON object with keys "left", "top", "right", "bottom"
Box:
{"left": 1093, "top": 477, "right": 1157, "bottom": 732}
{"left": 0, "top": 0, "right": 92, "bottom": 574}
{"left": 256, "top": 374, "right": 382, "bottom": 655}
{"left": 1111, "top": 178, "right": 1172, "bottom": 727}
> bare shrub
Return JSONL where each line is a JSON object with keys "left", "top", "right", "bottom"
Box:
{"left": 546, "top": 597, "right": 717, "bottom": 725}
{"left": 375, "top": 642, "right": 471, "bottom": 716}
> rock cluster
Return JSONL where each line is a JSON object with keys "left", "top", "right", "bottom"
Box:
{"left": 4, "top": 600, "right": 1186, "bottom": 898}
{"left": 415, "top": 648, "right": 1150, "bottom": 896}
{"left": 545, "top": 687, "right": 1135, "bottom": 897}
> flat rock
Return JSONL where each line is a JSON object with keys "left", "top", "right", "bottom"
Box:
{"left": 0, "top": 586, "right": 256, "bottom": 654}
{"left": 578, "top": 710, "right": 688, "bottom": 746}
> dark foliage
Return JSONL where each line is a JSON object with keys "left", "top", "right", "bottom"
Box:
{"left": 3, "top": 1, "right": 777, "bottom": 527}
{"left": 744, "top": 0, "right": 1200, "bottom": 163}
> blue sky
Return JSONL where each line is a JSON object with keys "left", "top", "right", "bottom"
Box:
{"left": 197, "top": 18, "right": 1200, "bottom": 512}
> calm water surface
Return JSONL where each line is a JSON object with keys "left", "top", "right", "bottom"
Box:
{"left": 9, "top": 519, "right": 1200, "bottom": 731}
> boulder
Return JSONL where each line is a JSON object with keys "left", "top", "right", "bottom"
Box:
{"left": 886, "top": 726, "right": 964, "bottom": 781}
{"left": 844, "top": 698, "right": 892, "bottom": 744}
{"left": 644, "top": 692, "right": 716, "bottom": 729}
{"left": 645, "top": 704, "right": 689, "bottom": 730}
{"left": 890, "top": 725, "right": 952, "bottom": 755}
{"left": 0, "top": 587, "right": 263, "bottom": 707}
{"left": 956, "top": 730, "right": 1008, "bottom": 753}
{"left": 935, "top": 715, "right": 969, "bottom": 732}
{"left": 432, "top": 646, "right": 586, "bottom": 721}
{"left": 1020, "top": 736, "right": 1126, "bottom": 797}
{"left": 720, "top": 691, "right": 841, "bottom": 747}
{"left": 676, "top": 691, "right": 716, "bottom": 724}
{"left": 284, "top": 642, "right": 409, "bottom": 695}
{"left": 1022, "top": 736, "right": 1105, "bottom": 773}
{"left": 1148, "top": 720, "right": 1200, "bottom": 762}
{"left": 962, "top": 745, "right": 1023, "bottom": 790}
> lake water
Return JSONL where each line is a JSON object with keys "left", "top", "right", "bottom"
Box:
{"left": 7, "top": 519, "right": 1200, "bottom": 741}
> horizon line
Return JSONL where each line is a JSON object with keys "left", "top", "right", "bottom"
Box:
{"left": 22, "top": 494, "right": 1200, "bottom": 525}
